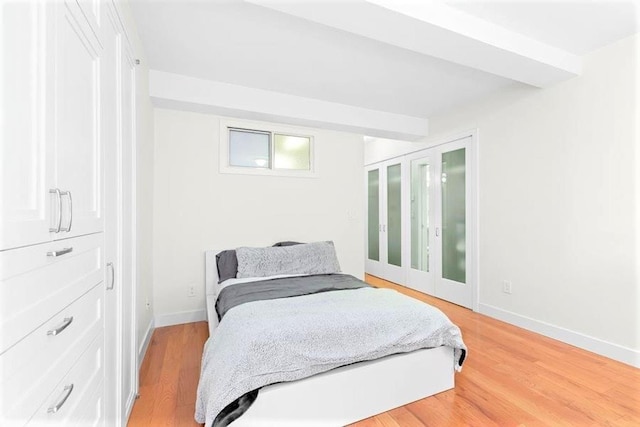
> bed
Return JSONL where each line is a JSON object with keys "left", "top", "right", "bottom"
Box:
{"left": 198, "top": 242, "right": 466, "bottom": 427}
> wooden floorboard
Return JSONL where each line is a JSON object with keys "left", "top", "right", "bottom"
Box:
{"left": 128, "top": 275, "right": 640, "bottom": 426}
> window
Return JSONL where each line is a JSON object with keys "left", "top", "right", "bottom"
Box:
{"left": 220, "top": 119, "right": 316, "bottom": 177}
{"left": 229, "top": 129, "right": 271, "bottom": 168}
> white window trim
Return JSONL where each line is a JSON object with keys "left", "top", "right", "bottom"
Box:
{"left": 219, "top": 118, "right": 318, "bottom": 178}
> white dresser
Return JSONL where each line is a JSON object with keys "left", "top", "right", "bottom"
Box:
{"left": 1, "top": 0, "right": 137, "bottom": 425}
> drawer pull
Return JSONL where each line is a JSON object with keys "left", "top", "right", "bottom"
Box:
{"left": 47, "top": 316, "right": 74, "bottom": 336}
{"left": 47, "top": 247, "right": 73, "bottom": 257}
{"left": 47, "top": 384, "right": 74, "bottom": 414}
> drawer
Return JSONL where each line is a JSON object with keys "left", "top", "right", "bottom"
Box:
{"left": 0, "top": 284, "right": 103, "bottom": 425}
{"left": 27, "top": 333, "right": 104, "bottom": 427}
{"left": 0, "top": 233, "right": 103, "bottom": 353}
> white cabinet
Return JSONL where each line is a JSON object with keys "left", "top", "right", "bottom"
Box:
{"left": 0, "top": 0, "right": 103, "bottom": 253}
{"left": 50, "top": 0, "right": 104, "bottom": 239}
{"left": 1, "top": 1, "right": 137, "bottom": 425}
{"left": 1, "top": 1, "right": 52, "bottom": 251}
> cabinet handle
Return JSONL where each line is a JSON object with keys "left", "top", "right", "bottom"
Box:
{"left": 61, "top": 190, "right": 72, "bottom": 232}
{"left": 47, "top": 316, "right": 74, "bottom": 336}
{"left": 106, "top": 262, "right": 115, "bottom": 290}
{"left": 49, "top": 189, "right": 62, "bottom": 233}
{"left": 382, "top": 224, "right": 386, "bottom": 232}
{"left": 47, "top": 384, "right": 74, "bottom": 414}
{"left": 47, "top": 247, "right": 73, "bottom": 257}
{"left": 435, "top": 227, "right": 440, "bottom": 237}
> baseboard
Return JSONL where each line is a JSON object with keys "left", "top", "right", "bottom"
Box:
{"left": 154, "top": 309, "right": 207, "bottom": 328}
{"left": 479, "top": 303, "right": 640, "bottom": 368}
{"left": 138, "top": 317, "right": 155, "bottom": 370}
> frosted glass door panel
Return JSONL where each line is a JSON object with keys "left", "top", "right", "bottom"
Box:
{"left": 387, "top": 164, "right": 402, "bottom": 267}
{"left": 367, "top": 169, "right": 380, "bottom": 261}
{"left": 441, "top": 148, "right": 466, "bottom": 283}
{"left": 411, "top": 159, "right": 430, "bottom": 272}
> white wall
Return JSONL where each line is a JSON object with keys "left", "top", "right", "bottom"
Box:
{"left": 152, "top": 109, "right": 364, "bottom": 324}
{"left": 117, "top": 0, "right": 155, "bottom": 358}
{"left": 366, "top": 34, "right": 640, "bottom": 365}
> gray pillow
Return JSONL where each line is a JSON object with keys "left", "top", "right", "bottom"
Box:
{"left": 236, "top": 241, "right": 341, "bottom": 278}
{"left": 272, "top": 241, "right": 302, "bottom": 247}
{"left": 216, "top": 250, "right": 238, "bottom": 284}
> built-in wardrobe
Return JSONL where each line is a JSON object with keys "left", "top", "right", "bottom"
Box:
{"left": 365, "top": 136, "right": 476, "bottom": 309}
{"left": 1, "top": 1, "right": 137, "bottom": 425}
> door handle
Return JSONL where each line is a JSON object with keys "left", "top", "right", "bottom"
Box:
{"left": 49, "top": 189, "right": 62, "bottom": 233}
{"left": 106, "top": 262, "right": 115, "bottom": 290}
{"left": 60, "top": 190, "right": 72, "bottom": 232}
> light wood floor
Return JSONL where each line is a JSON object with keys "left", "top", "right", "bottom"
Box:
{"left": 128, "top": 275, "right": 640, "bottom": 426}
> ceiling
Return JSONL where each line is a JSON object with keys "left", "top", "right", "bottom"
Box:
{"left": 445, "top": 0, "right": 639, "bottom": 56}
{"left": 130, "top": 0, "right": 639, "bottom": 127}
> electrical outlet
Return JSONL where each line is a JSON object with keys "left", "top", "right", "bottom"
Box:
{"left": 188, "top": 284, "right": 196, "bottom": 298}
{"left": 502, "top": 280, "right": 512, "bottom": 294}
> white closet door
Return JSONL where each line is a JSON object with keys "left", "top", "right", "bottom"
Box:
{"left": 51, "top": 0, "right": 103, "bottom": 239}
{"left": 365, "top": 165, "right": 384, "bottom": 277}
{"left": 365, "top": 160, "right": 406, "bottom": 284}
{"left": 0, "top": 1, "right": 53, "bottom": 251}
{"left": 433, "top": 138, "right": 473, "bottom": 308}
{"left": 405, "top": 151, "right": 436, "bottom": 295}
{"left": 383, "top": 160, "right": 405, "bottom": 284}
{"left": 401, "top": 136, "right": 475, "bottom": 309}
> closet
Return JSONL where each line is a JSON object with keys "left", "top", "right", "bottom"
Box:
{"left": 1, "top": 1, "right": 137, "bottom": 425}
{"left": 365, "top": 136, "right": 475, "bottom": 309}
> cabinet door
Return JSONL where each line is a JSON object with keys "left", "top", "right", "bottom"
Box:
{"left": 51, "top": 0, "right": 103, "bottom": 239}
{"left": 103, "top": 9, "right": 137, "bottom": 424}
{"left": 102, "top": 13, "right": 119, "bottom": 425}
{"left": 0, "top": 1, "right": 53, "bottom": 251}
{"left": 119, "top": 45, "right": 137, "bottom": 421}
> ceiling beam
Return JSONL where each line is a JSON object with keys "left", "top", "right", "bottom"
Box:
{"left": 247, "top": 0, "right": 582, "bottom": 88}
{"left": 149, "top": 70, "right": 429, "bottom": 140}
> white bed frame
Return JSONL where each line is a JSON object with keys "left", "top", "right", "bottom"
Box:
{"left": 204, "top": 250, "right": 455, "bottom": 426}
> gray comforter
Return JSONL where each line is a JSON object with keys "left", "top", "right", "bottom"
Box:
{"left": 195, "top": 275, "right": 466, "bottom": 426}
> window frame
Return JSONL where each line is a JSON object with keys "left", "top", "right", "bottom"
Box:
{"left": 219, "top": 118, "right": 318, "bottom": 178}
